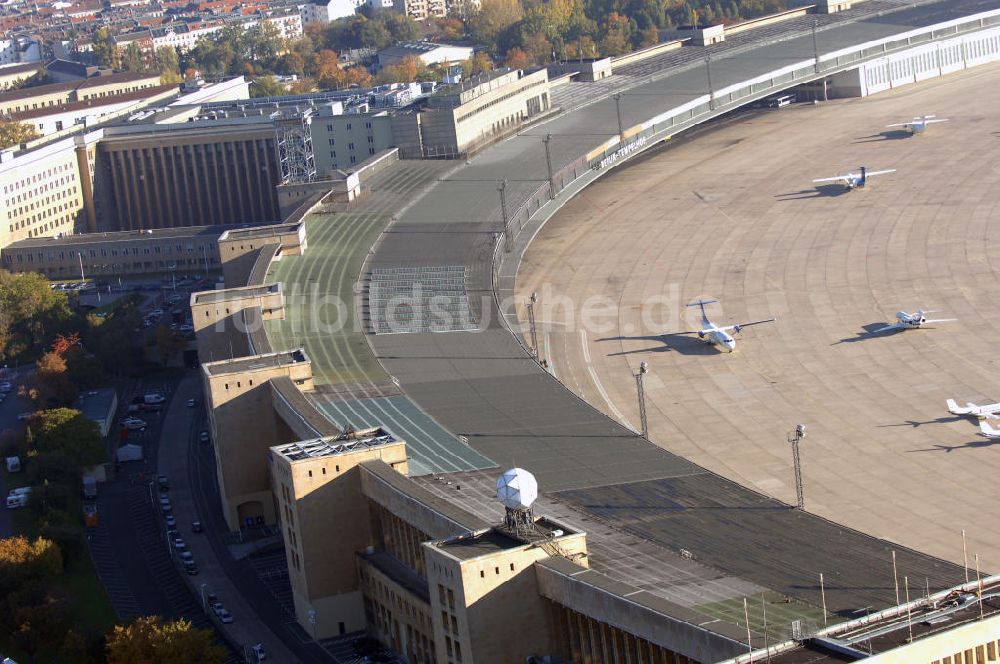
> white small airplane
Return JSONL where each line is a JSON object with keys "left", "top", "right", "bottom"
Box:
{"left": 978, "top": 420, "right": 1000, "bottom": 438}
{"left": 813, "top": 166, "right": 896, "bottom": 191}
{"left": 947, "top": 399, "right": 1000, "bottom": 419}
{"left": 685, "top": 299, "right": 775, "bottom": 353}
{"left": 886, "top": 114, "right": 948, "bottom": 134}
{"left": 873, "top": 310, "right": 956, "bottom": 333}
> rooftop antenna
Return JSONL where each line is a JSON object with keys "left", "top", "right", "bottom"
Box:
{"left": 496, "top": 467, "right": 537, "bottom": 538}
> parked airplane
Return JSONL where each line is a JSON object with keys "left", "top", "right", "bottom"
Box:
{"left": 685, "top": 299, "right": 774, "bottom": 353}
{"left": 947, "top": 399, "right": 1000, "bottom": 419}
{"left": 873, "top": 310, "right": 955, "bottom": 333}
{"left": 886, "top": 115, "right": 948, "bottom": 134}
{"left": 813, "top": 166, "right": 896, "bottom": 191}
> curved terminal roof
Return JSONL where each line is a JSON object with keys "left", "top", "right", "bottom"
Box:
{"left": 263, "top": 0, "right": 995, "bottom": 640}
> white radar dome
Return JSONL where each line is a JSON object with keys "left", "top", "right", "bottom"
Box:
{"left": 496, "top": 468, "right": 538, "bottom": 510}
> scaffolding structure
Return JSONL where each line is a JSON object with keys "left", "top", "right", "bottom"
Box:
{"left": 274, "top": 110, "right": 316, "bottom": 184}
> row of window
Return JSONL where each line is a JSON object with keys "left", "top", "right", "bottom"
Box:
{"left": 4, "top": 163, "right": 73, "bottom": 195}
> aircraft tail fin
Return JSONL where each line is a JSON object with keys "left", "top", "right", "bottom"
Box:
{"left": 686, "top": 299, "right": 717, "bottom": 327}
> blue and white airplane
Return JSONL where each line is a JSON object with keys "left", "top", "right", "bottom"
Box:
{"left": 887, "top": 114, "right": 948, "bottom": 134}
{"left": 813, "top": 166, "right": 896, "bottom": 191}
{"left": 686, "top": 299, "right": 775, "bottom": 353}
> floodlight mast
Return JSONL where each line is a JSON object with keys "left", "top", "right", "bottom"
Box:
{"left": 788, "top": 424, "right": 806, "bottom": 509}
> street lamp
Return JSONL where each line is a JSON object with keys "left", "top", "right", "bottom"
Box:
{"left": 635, "top": 361, "right": 649, "bottom": 438}
{"left": 497, "top": 179, "right": 510, "bottom": 253}
{"left": 613, "top": 93, "right": 625, "bottom": 144}
{"left": 527, "top": 292, "right": 538, "bottom": 360}
{"left": 200, "top": 583, "right": 208, "bottom": 610}
{"left": 543, "top": 134, "right": 555, "bottom": 199}
{"left": 788, "top": 424, "right": 806, "bottom": 509}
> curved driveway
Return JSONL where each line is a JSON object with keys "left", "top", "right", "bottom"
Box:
{"left": 516, "top": 65, "right": 1000, "bottom": 571}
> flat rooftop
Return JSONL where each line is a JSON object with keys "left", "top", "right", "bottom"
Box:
{"left": 75, "top": 387, "right": 117, "bottom": 422}
{"left": 437, "top": 516, "right": 576, "bottom": 560}
{"left": 219, "top": 222, "right": 302, "bottom": 242}
{"left": 202, "top": 349, "right": 308, "bottom": 377}
{"left": 6, "top": 225, "right": 232, "bottom": 249}
{"left": 274, "top": 428, "right": 399, "bottom": 462}
{"left": 191, "top": 283, "right": 281, "bottom": 305}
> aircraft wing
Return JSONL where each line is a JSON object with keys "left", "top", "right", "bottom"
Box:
{"left": 718, "top": 318, "right": 776, "bottom": 333}
{"left": 979, "top": 420, "right": 1000, "bottom": 438}
{"left": 873, "top": 322, "right": 902, "bottom": 333}
{"left": 865, "top": 169, "right": 897, "bottom": 177}
{"left": 925, "top": 118, "right": 948, "bottom": 124}
{"left": 947, "top": 399, "right": 975, "bottom": 415}
{"left": 923, "top": 318, "right": 957, "bottom": 325}
{"left": 812, "top": 175, "right": 852, "bottom": 184}
{"left": 885, "top": 122, "right": 913, "bottom": 128}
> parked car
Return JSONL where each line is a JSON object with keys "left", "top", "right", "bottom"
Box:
{"left": 121, "top": 417, "right": 147, "bottom": 431}
{"left": 178, "top": 551, "right": 194, "bottom": 562}
{"left": 157, "top": 474, "right": 169, "bottom": 490}
{"left": 161, "top": 502, "right": 172, "bottom": 515}
{"left": 183, "top": 560, "right": 199, "bottom": 576}
{"left": 199, "top": 431, "right": 210, "bottom": 443}
{"left": 211, "top": 602, "right": 233, "bottom": 624}
{"left": 251, "top": 643, "right": 267, "bottom": 661}
{"left": 16, "top": 412, "right": 33, "bottom": 421}
{"left": 191, "top": 520, "right": 203, "bottom": 533}
{"left": 186, "top": 398, "right": 197, "bottom": 408}
{"left": 0, "top": 382, "right": 12, "bottom": 392}
{"left": 173, "top": 537, "right": 186, "bottom": 551}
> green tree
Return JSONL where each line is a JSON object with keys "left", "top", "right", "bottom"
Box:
{"left": 155, "top": 45, "right": 181, "bottom": 82}
{"left": 0, "top": 121, "right": 40, "bottom": 149}
{"left": 0, "top": 271, "right": 74, "bottom": 363}
{"left": 0, "top": 536, "right": 63, "bottom": 595}
{"left": 106, "top": 617, "right": 227, "bottom": 664}
{"left": 30, "top": 408, "right": 105, "bottom": 469}
{"left": 251, "top": 75, "right": 288, "bottom": 98}
{"left": 121, "top": 42, "right": 146, "bottom": 72}
{"left": 92, "top": 27, "right": 115, "bottom": 68}
{"left": 469, "top": 0, "right": 524, "bottom": 47}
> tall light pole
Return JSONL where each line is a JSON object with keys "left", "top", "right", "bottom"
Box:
{"left": 636, "top": 361, "right": 649, "bottom": 438}
{"left": 543, "top": 134, "right": 555, "bottom": 199}
{"left": 613, "top": 93, "right": 625, "bottom": 144}
{"left": 705, "top": 55, "right": 715, "bottom": 110}
{"left": 788, "top": 424, "right": 806, "bottom": 509}
{"left": 498, "top": 179, "right": 510, "bottom": 253}
{"left": 200, "top": 583, "right": 208, "bottom": 610}
{"left": 812, "top": 18, "right": 820, "bottom": 74}
{"left": 527, "top": 292, "right": 538, "bottom": 360}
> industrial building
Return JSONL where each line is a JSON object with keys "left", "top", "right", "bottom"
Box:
{"left": 95, "top": 121, "right": 282, "bottom": 230}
